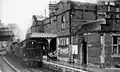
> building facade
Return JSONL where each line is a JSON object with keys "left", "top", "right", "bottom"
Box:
{"left": 25, "top": 0, "right": 120, "bottom": 67}
{"left": 0, "top": 22, "right": 21, "bottom": 52}
{"left": 7, "top": 24, "right": 20, "bottom": 42}
{"left": 42, "top": 0, "right": 106, "bottom": 63}
{"left": 75, "top": 0, "right": 120, "bottom": 67}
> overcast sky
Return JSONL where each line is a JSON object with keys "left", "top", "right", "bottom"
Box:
{"left": 1, "top": 0, "right": 97, "bottom": 40}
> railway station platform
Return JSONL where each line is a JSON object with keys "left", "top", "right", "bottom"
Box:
{"left": 43, "top": 56, "right": 120, "bottom": 72}
{"left": 3, "top": 52, "right": 120, "bottom": 72}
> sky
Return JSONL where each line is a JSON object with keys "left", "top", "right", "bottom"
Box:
{"left": 1, "top": 0, "right": 97, "bottom": 40}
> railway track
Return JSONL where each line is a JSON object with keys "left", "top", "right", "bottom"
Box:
{"left": 23, "top": 64, "right": 55, "bottom": 72}
{"left": 1, "top": 56, "right": 20, "bottom": 72}
{"left": 2, "top": 55, "right": 53, "bottom": 72}
{"left": 2, "top": 54, "right": 57, "bottom": 72}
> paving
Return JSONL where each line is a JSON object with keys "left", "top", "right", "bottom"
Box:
{"left": 3, "top": 52, "right": 29, "bottom": 72}
{"left": 43, "top": 57, "right": 120, "bottom": 72}
{"left": 0, "top": 56, "right": 16, "bottom": 72}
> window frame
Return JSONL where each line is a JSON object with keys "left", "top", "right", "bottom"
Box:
{"left": 116, "top": 8, "right": 120, "bottom": 12}
{"left": 112, "top": 34, "right": 120, "bottom": 57}
{"left": 59, "top": 38, "right": 68, "bottom": 46}
{"left": 61, "top": 15, "right": 66, "bottom": 29}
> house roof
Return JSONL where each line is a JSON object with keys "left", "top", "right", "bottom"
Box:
{"left": 74, "top": 19, "right": 106, "bottom": 35}
{"left": 28, "top": 32, "right": 58, "bottom": 38}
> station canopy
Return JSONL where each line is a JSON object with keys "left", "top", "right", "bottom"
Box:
{"left": 28, "top": 32, "right": 58, "bottom": 38}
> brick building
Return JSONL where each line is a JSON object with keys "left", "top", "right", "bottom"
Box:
{"left": 75, "top": 0, "right": 120, "bottom": 67}
{"left": 25, "top": 0, "right": 120, "bottom": 67}
{"left": 42, "top": 0, "right": 106, "bottom": 64}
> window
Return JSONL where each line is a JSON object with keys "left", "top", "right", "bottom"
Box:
{"left": 112, "top": 35, "right": 120, "bottom": 55}
{"left": 112, "top": 46, "right": 117, "bottom": 54}
{"left": 61, "top": 15, "right": 66, "bottom": 29}
{"left": 118, "top": 45, "right": 120, "bottom": 54}
{"left": 59, "top": 38, "right": 68, "bottom": 46}
{"left": 116, "top": 8, "right": 120, "bottom": 12}
{"left": 115, "top": 20, "right": 120, "bottom": 24}
{"left": 116, "top": 14, "right": 119, "bottom": 18}
{"left": 113, "top": 36, "right": 117, "bottom": 44}
{"left": 107, "top": 13, "right": 115, "bottom": 18}
{"left": 116, "top": 14, "right": 120, "bottom": 18}
{"left": 116, "top": 20, "right": 120, "bottom": 24}
{"left": 108, "top": 6, "right": 110, "bottom": 12}
{"left": 109, "top": 2, "right": 115, "bottom": 5}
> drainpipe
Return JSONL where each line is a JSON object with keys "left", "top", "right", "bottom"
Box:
{"left": 69, "top": 6, "right": 72, "bottom": 63}
{"left": 100, "top": 33, "right": 105, "bottom": 68}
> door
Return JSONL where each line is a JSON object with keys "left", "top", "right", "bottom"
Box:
{"left": 50, "top": 38, "right": 57, "bottom": 52}
{"left": 82, "top": 39, "right": 87, "bottom": 65}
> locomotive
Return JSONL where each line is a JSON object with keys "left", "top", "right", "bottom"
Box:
{"left": 11, "top": 38, "right": 43, "bottom": 67}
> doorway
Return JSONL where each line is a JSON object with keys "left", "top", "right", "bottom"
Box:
{"left": 82, "top": 38, "right": 87, "bottom": 65}
{"left": 50, "top": 38, "right": 57, "bottom": 52}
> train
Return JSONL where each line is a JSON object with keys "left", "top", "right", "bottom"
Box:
{"left": 9, "top": 32, "right": 58, "bottom": 67}
{"left": 11, "top": 38, "right": 43, "bottom": 67}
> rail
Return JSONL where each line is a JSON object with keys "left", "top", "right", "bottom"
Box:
{"left": 2, "top": 56, "right": 20, "bottom": 72}
{"left": 2, "top": 56, "right": 35, "bottom": 72}
{"left": 43, "top": 60, "right": 88, "bottom": 72}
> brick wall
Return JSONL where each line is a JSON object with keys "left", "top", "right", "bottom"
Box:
{"left": 43, "top": 0, "right": 106, "bottom": 63}
{"left": 84, "top": 33, "right": 101, "bottom": 65}
{"left": 57, "top": 1, "right": 70, "bottom": 14}
{"left": 56, "top": 11, "right": 70, "bottom": 36}
{"left": 104, "top": 33, "right": 120, "bottom": 67}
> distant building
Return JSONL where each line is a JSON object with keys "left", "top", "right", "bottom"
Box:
{"left": 0, "top": 21, "right": 14, "bottom": 51}
{"left": 7, "top": 24, "right": 20, "bottom": 42}
{"left": 0, "top": 21, "right": 13, "bottom": 41}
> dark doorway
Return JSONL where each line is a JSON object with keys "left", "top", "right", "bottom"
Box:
{"left": 50, "top": 38, "right": 56, "bottom": 52}
{"left": 30, "top": 38, "right": 48, "bottom": 55}
{"left": 82, "top": 38, "right": 87, "bottom": 65}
